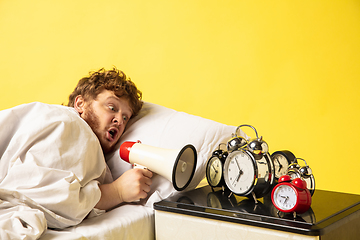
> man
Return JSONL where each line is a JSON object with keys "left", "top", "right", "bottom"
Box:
{"left": 67, "top": 67, "right": 153, "bottom": 210}
{"left": 0, "top": 67, "right": 152, "bottom": 238}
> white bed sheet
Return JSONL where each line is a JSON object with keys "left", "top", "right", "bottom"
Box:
{"left": 36, "top": 100, "right": 237, "bottom": 239}
{"left": 40, "top": 180, "right": 209, "bottom": 240}
{"left": 40, "top": 204, "right": 154, "bottom": 240}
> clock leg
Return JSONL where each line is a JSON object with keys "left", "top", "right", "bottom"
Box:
{"left": 251, "top": 192, "right": 258, "bottom": 204}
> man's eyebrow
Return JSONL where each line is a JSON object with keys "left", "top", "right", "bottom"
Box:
{"left": 107, "top": 96, "right": 121, "bottom": 101}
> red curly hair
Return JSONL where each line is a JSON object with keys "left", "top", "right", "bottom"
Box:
{"left": 68, "top": 67, "right": 143, "bottom": 117}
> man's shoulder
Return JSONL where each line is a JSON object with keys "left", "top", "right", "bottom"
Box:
{"left": 15, "top": 102, "right": 78, "bottom": 118}
{"left": 21, "top": 102, "right": 73, "bottom": 112}
{"left": 7, "top": 102, "right": 71, "bottom": 113}
{"left": 4, "top": 102, "right": 87, "bottom": 128}
{"left": 35, "top": 102, "right": 88, "bottom": 126}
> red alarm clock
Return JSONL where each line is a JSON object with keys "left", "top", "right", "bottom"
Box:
{"left": 271, "top": 175, "right": 312, "bottom": 214}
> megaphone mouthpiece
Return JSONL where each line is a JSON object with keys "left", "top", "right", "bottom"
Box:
{"left": 119, "top": 141, "right": 136, "bottom": 163}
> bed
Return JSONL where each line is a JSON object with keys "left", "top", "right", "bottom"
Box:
{"left": 37, "top": 102, "right": 240, "bottom": 239}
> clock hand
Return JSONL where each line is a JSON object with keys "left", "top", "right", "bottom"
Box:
{"left": 232, "top": 169, "right": 243, "bottom": 186}
{"left": 233, "top": 173, "right": 240, "bottom": 185}
{"left": 235, "top": 158, "right": 241, "bottom": 171}
{"left": 282, "top": 196, "right": 289, "bottom": 203}
{"left": 232, "top": 158, "right": 244, "bottom": 186}
{"left": 280, "top": 195, "right": 289, "bottom": 203}
{"left": 211, "top": 165, "right": 218, "bottom": 174}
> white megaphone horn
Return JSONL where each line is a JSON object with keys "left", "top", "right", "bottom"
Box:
{"left": 119, "top": 141, "right": 197, "bottom": 191}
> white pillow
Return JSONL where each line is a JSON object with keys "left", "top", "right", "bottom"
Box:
{"left": 105, "top": 102, "right": 243, "bottom": 206}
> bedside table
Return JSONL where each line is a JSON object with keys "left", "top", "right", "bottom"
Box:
{"left": 154, "top": 186, "right": 360, "bottom": 240}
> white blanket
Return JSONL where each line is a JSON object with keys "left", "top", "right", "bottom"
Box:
{"left": 0, "top": 103, "right": 107, "bottom": 239}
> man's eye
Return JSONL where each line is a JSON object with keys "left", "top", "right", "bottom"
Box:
{"left": 109, "top": 106, "right": 116, "bottom": 111}
{"left": 122, "top": 115, "right": 128, "bottom": 121}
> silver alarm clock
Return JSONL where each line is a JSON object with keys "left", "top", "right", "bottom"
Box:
{"left": 287, "top": 158, "right": 315, "bottom": 196}
{"left": 223, "top": 125, "right": 275, "bottom": 200}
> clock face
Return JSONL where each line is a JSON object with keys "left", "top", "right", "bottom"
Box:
{"left": 273, "top": 184, "right": 297, "bottom": 211}
{"left": 223, "top": 150, "right": 256, "bottom": 196}
{"left": 271, "top": 151, "right": 296, "bottom": 179}
{"left": 206, "top": 156, "right": 223, "bottom": 187}
{"left": 272, "top": 154, "right": 290, "bottom": 178}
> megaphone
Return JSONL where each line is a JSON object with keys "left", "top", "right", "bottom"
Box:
{"left": 119, "top": 141, "right": 197, "bottom": 191}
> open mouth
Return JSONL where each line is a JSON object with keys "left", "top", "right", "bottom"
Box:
{"left": 107, "top": 128, "right": 119, "bottom": 141}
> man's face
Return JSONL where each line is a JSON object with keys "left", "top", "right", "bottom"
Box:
{"left": 77, "top": 90, "right": 132, "bottom": 154}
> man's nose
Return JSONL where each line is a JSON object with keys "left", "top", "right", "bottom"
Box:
{"left": 113, "top": 113, "right": 123, "bottom": 125}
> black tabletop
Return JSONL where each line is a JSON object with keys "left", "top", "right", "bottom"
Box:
{"left": 154, "top": 185, "right": 360, "bottom": 236}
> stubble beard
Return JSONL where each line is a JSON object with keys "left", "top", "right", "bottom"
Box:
{"left": 82, "top": 105, "right": 114, "bottom": 154}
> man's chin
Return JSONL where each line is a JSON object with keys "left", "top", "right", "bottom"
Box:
{"left": 101, "top": 141, "right": 118, "bottom": 155}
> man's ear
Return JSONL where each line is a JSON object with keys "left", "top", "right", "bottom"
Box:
{"left": 74, "top": 95, "right": 86, "bottom": 114}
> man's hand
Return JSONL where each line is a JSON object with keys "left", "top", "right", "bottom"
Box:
{"left": 115, "top": 168, "right": 153, "bottom": 203}
{"left": 95, "top": 168, "right": 153, "bottom": 210}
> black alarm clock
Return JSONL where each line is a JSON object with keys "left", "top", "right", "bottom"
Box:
{"left": 271, "top": 150, "right": 297, "bottom": 180}
{"left": 206, "top": 143, "right": 228, "bottom": 189}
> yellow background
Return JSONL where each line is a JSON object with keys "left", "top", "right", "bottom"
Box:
{"left": 1, "top": 1, "right": 359, "bottom": 194}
